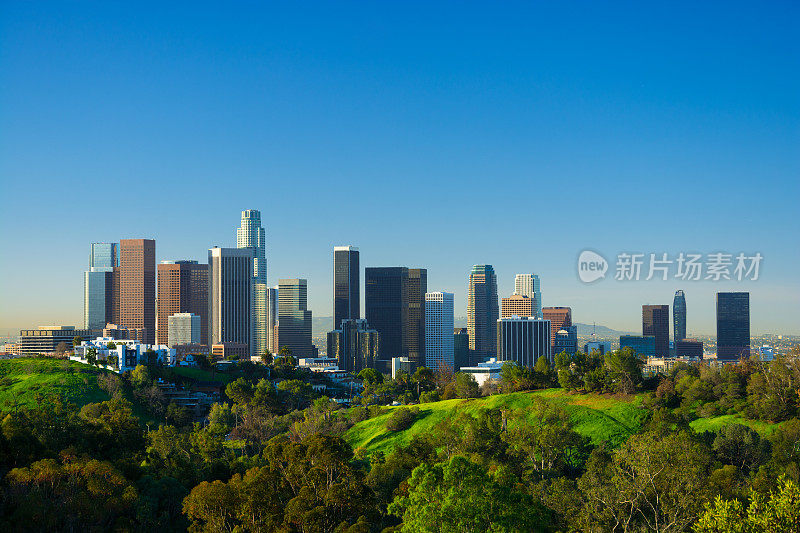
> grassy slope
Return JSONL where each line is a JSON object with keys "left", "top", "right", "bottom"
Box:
{"left": 0, "top": 357, "right": 109, "bottom": 411}
{"left": 689, "top": 415, "right": 782, "bottom": 436}
{"left": 345, "top": 389, "right": 649, "bottom": 455}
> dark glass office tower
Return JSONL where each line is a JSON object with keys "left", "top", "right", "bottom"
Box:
{"left": 333, "top": 246, "right": 360, "bottom": 329}
{"left": 673, "top": 290, "right": 687, "bottom": 343}
{"left": 406, "top": 268, "right": 427, "bottom": 365}
{"left": 642, "top": 304, "right": 669, "bottom": 358}
{"left": 717, "top": 292, "right": 750, "bottom": 360}
{"left": 365, "top": 266, "right": 427, "bottom": 365}
{"left": 468, "top": 265, "right": 499, "bottom": 360}
{"left": 278, "top": 278, "right": 313, "bottom": 358}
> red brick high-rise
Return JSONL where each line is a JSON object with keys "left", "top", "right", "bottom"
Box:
{"left": 118, "top": 239, "right": 156, "bottom": 344}
{"left": 542, "top": 307, "right": 572, "bottom": 349}
{"left": 156, "top": 261, "right": 208, "bottom": 346}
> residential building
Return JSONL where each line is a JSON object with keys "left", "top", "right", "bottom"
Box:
{"left": 514, "top": 274, "right": 542, "bottom": 318}
{"left": 167, "top": 313, "right": 201, "bottom": 347}
{"left": 620, "top": 335, "right": 656, "bottom": 358}
{"left": 18, "top": 326, "right": 96, "bottom": 356}
{"left": 501, "top": 294, "right": 535, "bottom": 318}
{"left": 156, "top": 260, "right": 208, "bottom": 346}
{"left": 424, "top": 291, "right": 454, "bottom": 370}
{"left": 278, "top": 278, "right": 313, "bottom": 357}
{"left": 542, "top": 307, "right": 572, "bottom": 350}
{"left": 554, "top": 325, "right": 578, "bottom": 355}
{"left": 673, "top": 290, "right": 687, "bottom": 343}
{"left": 467, "top": 265, "right": 499, "bottom": 361}
{"left": 119, "top": 239, "right": 156, "bottom": 344}
{"left": 327, "top": 319, "right": 380, "bottom": 374}
{"left": 208, "top": 247, "right": 254, "bottom": 355}
{"left": 453, "top": 328, "right": 471, "bottom": 370}
{"left": 236, "top": 209, "right": 268, "bottom": 358}
{"left": 496, "top": 316, "right": 551, "bottom": 368}
{"left": 643, "top": 304, "right": 670, "bottom": 358}
{"left": 211, "top": 342, "right": 250, "bottom": 360}
{"left": 73, "top": 337, "right": 174, "bottom": 372}
{"left": 365, "top": 267, "right": 427, "bottom": 365}
{"left": 717, "top": 292, "right": 751, "bottom": 360}
{"left": 334, "top": 246, "right": 360, "bottom": 329}
{"left": 83, "top": 242, "right": 118, "bottom": 330}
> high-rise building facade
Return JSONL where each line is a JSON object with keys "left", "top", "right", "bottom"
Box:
{"left": 167, "top": 313, "right": 201, "bottom": 347}
{"left": 327, "top": 319, "right": 379, "bottom": 374}
{"left": 278, "top": 278, "right": 313, "bottom": 357}
{"left": 642, "top": 304, "right": 670, "bottom": 358}
{"left": 496, "top": 317, "right": 551, "bottom": 368}
{"left": 467, "top": 265, "right": 499, "bottom": 361}
{"left": 542, "top": 307, "right": 572, "bottom": 350}
{"left": 453, "top": 328, "right": 470, "bottom": 370}
{"left": 673, "top": 290, "right": 687, "bottom": 343}
{"left": 424, "top": 292, "right": 454, "bottom": 370}
{"left": 501, "top": 294, "right": 535, "bottom": 318}
{"left": 333, "top": 246, "right": 360, "bottom": 329}
{"left": 620, "top": 335, "right": 656, "bottom": 358}
{"left": 156, "top": 260, "right": 208, "bottom": 346}
{"left": 208, "top": 247, "right": 254, "bottom": 355}
{"left": 365, "top": 267, "right": 427, "bottom": 365}
{"left": 83, "top": 242, "right": 119, "bottom": 330}
{"left": 119, "top": 239, "right": 156, "bottom": 344}
{"left": 236, "top": 210, "right": 268, "bottom": 358}
{"left": 554, "top": 325, "right": 578, "bottom": 355}
{"left": 514, "top": 274, "right": 542, "bottom": 318}
{"left": 716, "top": 292, "right": 750, "bottom": 360}
{"left": 268, "top": 286, "right": 278, "bottom": 353}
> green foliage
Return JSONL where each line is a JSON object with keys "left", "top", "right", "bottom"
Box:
{"left": 388, "top": 455, "right": 549, "bottom": 532}
{"left": 386, "top": 407, "right": 419, "bottom": 432}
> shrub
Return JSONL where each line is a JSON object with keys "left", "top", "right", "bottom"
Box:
{"left": 386, "top": 407, "right": 418, "bottom": 432}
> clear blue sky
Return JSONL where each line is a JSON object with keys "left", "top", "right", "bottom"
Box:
{"left": 1, "top": 2, "right": 798, "bottom": 335}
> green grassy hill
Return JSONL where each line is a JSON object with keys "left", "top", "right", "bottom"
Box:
{"left": 0, "top": 357, "right": 110, "bottom": 412}
{"left": 345, "top": 389, "right": 650, "bottom": 455}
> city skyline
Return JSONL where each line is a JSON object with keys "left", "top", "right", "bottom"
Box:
{"left": 1, "top": 3, "right": 798, "bottom": 335}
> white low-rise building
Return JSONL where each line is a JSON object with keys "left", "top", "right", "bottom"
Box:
{"left": 460, "top": 358, "right": 504, "bottom": 387}
{"left": 72, "top": 337, "right": 175, "bottom": 372}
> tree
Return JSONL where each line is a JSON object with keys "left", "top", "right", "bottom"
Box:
{"left": 712, "top": 424, "right": 771, "bottom": 475}
{"left": 453, "top": 372, "right": 480, "bottom": 398}
{"left": 130, "top": 364, "right": 152, "bottom": 389}
{"left": 694, "top": 476, "right": 800, "bottom": 532}
{"left": 261, "top": 349, "right": 273, "bottom": 366}
{"left": 388, "top": 455, "right": 548, "bottom": 532}
{"left": 86, "top": 347, "right": 97, "bottom": 367}
{"left": 386, "top": 407, "right": 418, "bottom": 432}
{"left": 604, "top": 348, "right": 644, "bottom": 394}
{"left": 73, "top": 336, "right": 83, "bottom": 347}
{"left": 106, "top": 341, "right": 117, "bottom": 350}
{"left": 54, "top": 341, "right": 69, "bottom": 355}
{"left": 357, "top": 367, "right": 383, "bottom": 387}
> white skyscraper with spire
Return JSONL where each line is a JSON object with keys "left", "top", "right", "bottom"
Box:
{"left": 237, "top": 210, "right": 268, "bottom": 356}
{"left": 514, "top": 274, "right": 542, "bottom": 319}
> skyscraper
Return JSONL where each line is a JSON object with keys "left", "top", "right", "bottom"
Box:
{"left": 496, "top": 317, "right": 551, "bottom": 368}
{"left": 365, "top": 267, "right": 427, "bottom": 365}
{"left": 333, "top": 246, "right": 360, "bottom": 329}
{"left": 268, "top": 286, "right": 278, "bottom": 353}
{"left": 425, "top": 291, "right": 454, "bottom": 370}
{"left": 406, "top": 268, "right": 427, "bottom": 364}
{"left": 208, "top": 247, "right": 254, "bottom": 354}
{"left": 542, "top": 307, "right": 572, "bottom": 350}
{"left": 278, "top": 278, "right": 313, "bottom": 357}
{"left": 328, "top": 319, "right": 379, "bottom": 374}
{"left": 642, "top": 304, "right": 670, "bottom": 358}
{"left": 83, "top": 242, "right": 118, "bottom": 330}
{"left": 514, "top": 274, "right": 542, "bottom": 318}
{"left": 501, "top": 294, "right": 535, "bottom": 318}
{"left": 453, "top": 328, "right": 470, "bottom": 370}
{"left": 119, "top": 239, "right": 156, "bottom": 344}
{"left": 237, "top": 210, "right": 268, "bottom": 357}
{"left": 717, "top": 292, "right": 750, "bottom": 360}
{"left": 467, "top": 265, "right": 499, "bottom": 360}
{"left": 673, "top": 290, "right": 687, "bottom": 343}
{"left": 156, "top": 260, "right": 208, "bottom": 346}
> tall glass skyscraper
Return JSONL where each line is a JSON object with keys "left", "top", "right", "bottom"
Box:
{"left": 425, "top": 291, "right": 454, "bottom": 370}
{"left": 333, "top": 246, "right": 360, "bottom": 329}
{"left": 717, "top": 292, "right": 750, "bottom": 360}
{"left": 237, "top": 210, "right": 268, "bottom": 356}
{"left": 673, "top": 290, "right": 687, "bottom": 343}
{"left": 467, "top": 265, "right": 499, "bottom": 360}
{"left": 643, "top": 304, "right": 670, "bottom": 358}
{"left": 514, "top": 274, "right": 542, "bottom": 318}
{"left": 84, "top": 242, "right": 118, "bottom": 330}
{"left": 208, "top": 247, "right": 254, "bottom": 354}
{"left": 278, "top": 278, "right": 313, "bottom": 357}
